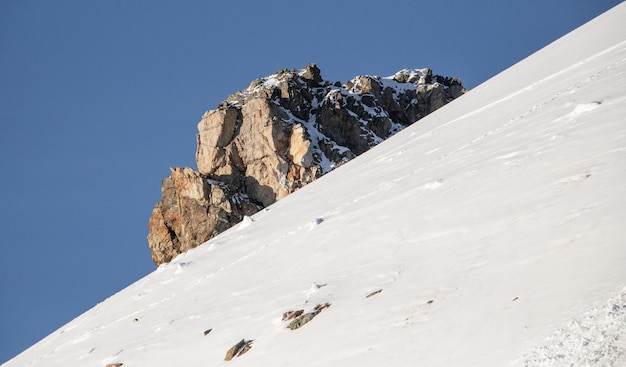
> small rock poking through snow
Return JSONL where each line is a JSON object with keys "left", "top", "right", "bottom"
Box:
{"left": 365, "top": 289, "right": 383, "bottom": 298}
{"left": 285, "top": 303, "right": 331, "bottom": 330}
{"left": 224, "top": 339, "right": 254, "bottom": 361}
{"left": 307, "top": 217, "right": 324, "bottom": 230}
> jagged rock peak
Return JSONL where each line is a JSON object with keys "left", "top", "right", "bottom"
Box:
{"left": 148, "top": 64, "right": 466, "bottom": 265}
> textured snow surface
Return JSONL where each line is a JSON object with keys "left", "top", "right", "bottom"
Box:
{"left": 514, "top": 288, "right": 626, "bottom": 366}
{"left": 4, "top": 3, "right": 626, "bottom": 367}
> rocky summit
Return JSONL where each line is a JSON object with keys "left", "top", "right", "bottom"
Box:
{"left": 148, "top": 64, "right": 466, "bottom": 265}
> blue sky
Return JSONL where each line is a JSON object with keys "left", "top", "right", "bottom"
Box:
{"left": 0, "top": 0, "right": 621, "bottom": 363}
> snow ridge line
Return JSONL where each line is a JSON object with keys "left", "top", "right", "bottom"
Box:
{"left": 375, "top": 40, "right": 626, "bottom": 166}
{"left": 404, "top": 40, "right": 626, "bottom": 145}
{"left": 426, "top": 51, "right": 626, "bottom": 168}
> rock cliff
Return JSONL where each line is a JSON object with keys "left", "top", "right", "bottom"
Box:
{"left": 148, "top": 64, "right": 466, "bottom": 265}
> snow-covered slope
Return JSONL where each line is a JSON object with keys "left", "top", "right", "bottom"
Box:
{"left": 5, "top": 3, "right": 626, "bottom": 366}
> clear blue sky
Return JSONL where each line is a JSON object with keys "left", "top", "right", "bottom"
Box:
{"left": 0, "top": 0, "right": 621, "bottom": 363}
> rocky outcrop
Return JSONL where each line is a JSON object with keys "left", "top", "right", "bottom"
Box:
{"left": 148, "top": 64, "right": 466, "bottom": 265}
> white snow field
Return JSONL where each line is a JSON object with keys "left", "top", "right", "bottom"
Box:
{"left": 5, "top": 3, "right": 626, "bottom": 367}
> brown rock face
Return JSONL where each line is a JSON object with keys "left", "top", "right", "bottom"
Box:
{"left": 147, "top": 167, "right": 260, "bottom": 265}
{"left": 148, "top": 64, "right": 467, "bottom": 265}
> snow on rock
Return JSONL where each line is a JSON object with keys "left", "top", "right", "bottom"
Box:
{"left": 4, "top": 2, "right": 626, "bottom": 367}
{"left": 149, "top": 63, "right": 466, "bottom": 265}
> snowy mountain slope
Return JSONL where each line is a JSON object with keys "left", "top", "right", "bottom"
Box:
{"left": 4, "top": 3, "right": 626, "bottom": 367}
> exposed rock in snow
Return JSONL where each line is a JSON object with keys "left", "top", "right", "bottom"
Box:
{"left": 224, "top": 339, "right": 254, "bottom": 361}
{"left": 286, "top": 303, "right": 331, "bottom": 330}
{"left": 148, "top": 64, "right": 466, "bottom": 265}
{"left": 365, "top": 289, "right": 383, "bottom": 298}
{"left": 282, "top": 310, "right": 304, "bottom": 321}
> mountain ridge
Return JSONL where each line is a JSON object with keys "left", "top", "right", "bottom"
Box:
{"left": 148, "top": 64, "right": 466, "bottom": 265}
